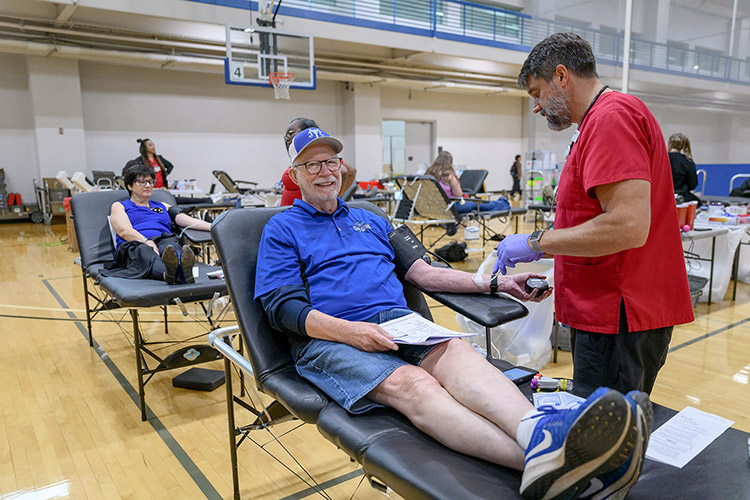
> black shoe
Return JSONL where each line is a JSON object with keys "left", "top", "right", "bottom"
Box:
{"left": 445, "top": 223, "right": 458, "bottom": 237}
{"left": 180, "top": 245, "right": 196, "bottom": 284}
{"left": 162, "top": 245, "right": 179, "bottom": 285}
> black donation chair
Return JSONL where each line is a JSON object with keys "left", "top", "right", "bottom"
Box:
{"left": 71, "top": 189, "right": 231, "bottom": 420}
{"left": 207, "top": 201, "right": 543, "bottom": 499}
{"left": 459, "top": 169, "right": 488, "bottom": 196}
{"left": 393, "top": 175, "right": 526, "bottom": 250}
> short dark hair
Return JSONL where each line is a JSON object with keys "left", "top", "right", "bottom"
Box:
{"left": 515, "top": 155, "right": 521, "bottom": 160}
{"left": 122, "top": 163, "right": 155, "bottom": 195}
{"left": 290, "top": 117, "right": 318, "bottom": 130}
{"left": 517, "top": 32, "right": 598, "bottom": 89}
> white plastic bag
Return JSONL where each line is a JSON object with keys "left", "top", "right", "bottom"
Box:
{"left": 456, "top": 252, "right": 554, "bottom": 370}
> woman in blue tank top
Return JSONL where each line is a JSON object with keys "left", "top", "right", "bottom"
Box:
{"left": 105, "top": 163, "right": 211, "bottom": 284}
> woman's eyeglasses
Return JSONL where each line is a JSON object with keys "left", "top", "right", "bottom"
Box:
{"left": 136, "top": 179, "right": 155, "bottom": 186}
{"left": 293, "top": 156, "right": 342, "bottom": 175}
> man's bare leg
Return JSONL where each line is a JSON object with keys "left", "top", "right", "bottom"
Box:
{"left": 368, "top": 364, "right": 525, "bottom": 469}
{"left": 420, "top": 338, "right": 534, "bottom": 438}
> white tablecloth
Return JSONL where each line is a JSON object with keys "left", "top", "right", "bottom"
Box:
{"left": 683, "top": 225, "right": 746, "bottom": 302}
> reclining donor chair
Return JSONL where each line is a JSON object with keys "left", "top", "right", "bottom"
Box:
{"left": 71, "top": 189, "right": 231, "bottom": 421}
{"left": 392, "top": 175, "right": 527, "bottom": 251}
{"left": 208, "top": 201, "right": 540, "bottom": 499}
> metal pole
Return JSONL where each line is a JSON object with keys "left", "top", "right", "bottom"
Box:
{"left": 622, "top": 0, "right": 633, "bottom": 94}
{"left": 729, "top": 0, "right": 738, "bottom": 58}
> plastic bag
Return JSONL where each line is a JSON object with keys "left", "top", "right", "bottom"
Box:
{"left": 456, "top": 252, "right": 554, "bottom": 370}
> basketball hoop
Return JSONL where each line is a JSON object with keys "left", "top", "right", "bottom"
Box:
{"left": 269, "top": 72, "right": 295, "bottom": 100}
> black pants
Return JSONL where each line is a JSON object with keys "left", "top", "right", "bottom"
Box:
{"left": 104, "top": 234, "right": 181, "bottom": 281}
{"left": 570, "top": 306, "right": 673, "bottom": 397}
{"left": 510, "top": 179, "right": 521, "bottom": 197}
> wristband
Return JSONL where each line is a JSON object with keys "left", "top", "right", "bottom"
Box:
{"left": 141, "top": 237, "right": 149, "bottom": 244}
{"left": 490, "top": 274, "right": 498, "bottom": 294}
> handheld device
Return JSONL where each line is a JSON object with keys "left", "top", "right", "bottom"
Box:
{"left": 525, "top": 278, "right": 549, "bottom": 295}
{"left": 502, "top": 367, "right": 537, "bottom": 385}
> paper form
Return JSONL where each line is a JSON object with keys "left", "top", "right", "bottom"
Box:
{"left": 645, "top": 406, "right": 734, "bottom": 468}
{"left": 379, "top": 313, "right": 473, "bottom": 345}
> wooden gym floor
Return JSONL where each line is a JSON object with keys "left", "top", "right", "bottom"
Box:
{"left": 0, "top": 215, "right": 748, "bottom": 499}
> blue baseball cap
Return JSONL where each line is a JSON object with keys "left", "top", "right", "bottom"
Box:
{"left": 288, "top": 127, "right": 343, "bottom": 163}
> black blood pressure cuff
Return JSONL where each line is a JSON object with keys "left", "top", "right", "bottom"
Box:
{"left": 167, "top": 206, "right": 183, "bottom": 224}
{"left": 388, "top": 224, "right": 429, "bottom": 278}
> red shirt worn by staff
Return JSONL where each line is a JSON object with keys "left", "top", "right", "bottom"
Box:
{"left": 149, "top": 157, "right": 165, "bottom": 188}
{"left": 281, "top": 167, "right": 302, "bottom": 206}
{"left": 554, "top": 91, "right": 694, "bottom": 334}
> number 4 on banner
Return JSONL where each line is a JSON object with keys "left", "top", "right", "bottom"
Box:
{"left": 230, "top": 62, "right": 243, "bottom": 81}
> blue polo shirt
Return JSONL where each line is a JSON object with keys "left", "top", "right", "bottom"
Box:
{"left": 254, "top": 198, "right": 407, "bottom": 323}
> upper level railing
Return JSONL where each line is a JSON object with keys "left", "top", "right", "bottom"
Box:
{"left": 195, "top": 0, "right": 750, "bottom": 85}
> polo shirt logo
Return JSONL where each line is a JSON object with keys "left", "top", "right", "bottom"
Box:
{"left": 352, "top": 221, "right": 371, "bottom": 233}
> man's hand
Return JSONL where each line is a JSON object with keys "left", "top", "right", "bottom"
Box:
{"left": 493, "top": 234, "right": 543, "bottom": 275}
{"left": 145, "top": 239, "right": 160, "bottom": 255}
{"left": 499, "top": 272, "right": 553, "bottom": 302}
{"left": 305, "top": 310, "right": 399, "bottom": 352}
{"left": 343, "top": 322, "right": 399, "bottom": 352}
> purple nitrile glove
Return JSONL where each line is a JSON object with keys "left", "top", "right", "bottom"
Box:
{"left": 493, "top": 233, "right": 543, "bottom": 275}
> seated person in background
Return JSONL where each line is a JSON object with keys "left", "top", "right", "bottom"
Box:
{"left": 425, "top": 151, "right": 509, "bottom": 214}
{"left": 255, "top": 127, "right": 650, "bottom": 500}
{"left": 104, "top": 164, "right": 211, "bottom": 284}
{"left": 280, "top": 117, "right": 356, "bottom": 205}
{"left": 730, "top": 177, "right": 750, "bottom": 198}
{"left": 125, "top": 138, "right": 175, "bottom": 189}
{"left": 667, "top": 133, "right": 700, "bottom": 203}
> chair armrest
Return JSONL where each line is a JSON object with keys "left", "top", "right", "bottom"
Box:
{"left": 425, "top": 291, "right": 528, "bottom": 328}
{"left": 235, "top": 180, "right": 259, "bottom": 186}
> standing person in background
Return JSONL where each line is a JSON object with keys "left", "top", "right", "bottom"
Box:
{"left": 495, "top": 33, "right": 694, "bottom": 405}
{"left": 280, "top": 118, "right": 357, "bottom": 205}
{"left": 668, "top": 133, "right": 700, "bottom": 203}
{"left": 129, "top": 138, "right": 174, "bottom": 189}
{"left": 510, "top": 154, "right": 522, "bottom": 200}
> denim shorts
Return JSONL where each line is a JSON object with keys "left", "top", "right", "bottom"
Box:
{"left": 294, "top": 308, "right": 438, "bottom": 414}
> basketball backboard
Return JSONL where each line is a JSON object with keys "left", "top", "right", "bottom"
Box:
{"left": 225, "top": 25, "right": 315, "bottom": 89}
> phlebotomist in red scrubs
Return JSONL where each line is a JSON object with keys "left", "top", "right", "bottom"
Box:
{"left": 494, "top": 33, "right": 694, "bottom": 398}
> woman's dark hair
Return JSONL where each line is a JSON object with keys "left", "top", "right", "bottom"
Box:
{"left": 122, "top": 163, "right": 155, "bottom": 195}
{"left": 517, "top": 32, "right": 598, "bottom": 89}
{"left": 515, "top": 154, "right": 521, "bottom": 161}
{"left": 137, "top": 138, "right": 165, "bottom": 170}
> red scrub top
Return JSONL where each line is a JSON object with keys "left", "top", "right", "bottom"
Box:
{"left": 149, "top": 157, "right": 165, "bottom": 188}
{"left": 280, "top": 167, "right": 302, "bottom": 206}
{"left": 554, "top": 91, "right": 694, "bottom": 334}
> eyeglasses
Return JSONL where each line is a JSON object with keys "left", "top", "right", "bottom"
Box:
{"left": 293, "top": 156, "right": 342, "bottom": 175}
{"left": 136, "top": 178, "right": 155, "bottom": 186}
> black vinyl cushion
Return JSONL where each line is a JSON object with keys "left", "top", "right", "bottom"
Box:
{"left": 318, "top": 399, "right": 750, "bottom": 500}
{"left": 317, "top": 403, "right": 523, "bottom": 500}
{"left": 71, "top": 189, "right": 176, "bottom": 269}
{"left": 426, "top": 292, "right": 527, "bottom": 328}
{"left": 459, "top": 169, "right": 488, "bottom": 195}
{"left": 97, "top": 263, "right": 224, "bottom": 308}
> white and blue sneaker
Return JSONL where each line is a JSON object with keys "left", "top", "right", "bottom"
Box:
{"left": 518, "top": 387, "right": 633, "bottom": 500}
{"left": 579, "top": 391, "right": 652, "bottom": 500}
